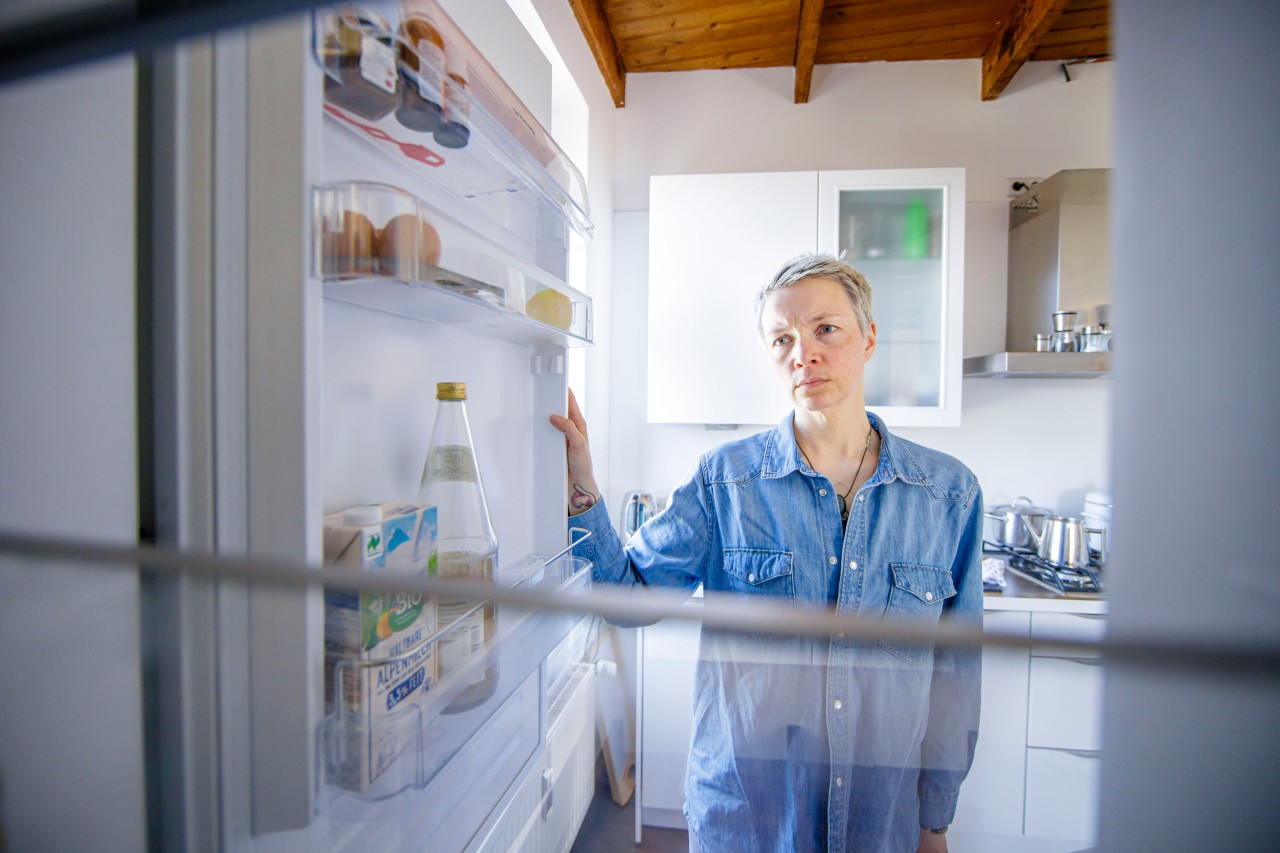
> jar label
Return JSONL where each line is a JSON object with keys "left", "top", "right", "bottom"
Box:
{"left": 360, "top": 35, "right": 398, "bottom": 94}
{"left": 417, "top": 40, "right": 445, "bottom": 101}
{"left": 443, "top": 78, "right": 470, "bottom": 125}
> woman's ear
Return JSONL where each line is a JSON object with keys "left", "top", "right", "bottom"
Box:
{"left": 863, "top": 322, "right": 877, "bottom": 361}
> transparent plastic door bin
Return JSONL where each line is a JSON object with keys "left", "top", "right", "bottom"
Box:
{"left": 314, "top": 181, "right": 593, "bottom": 341}
{"left": 312, "top": 2, "right": 593, "bottom": 285}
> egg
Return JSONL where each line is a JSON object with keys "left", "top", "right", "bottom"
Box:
{"left": 321, "top": 209, "right": 378, "bottom": 279}
{"left": 378, "top": 213, "right": 443, "bottom": 280}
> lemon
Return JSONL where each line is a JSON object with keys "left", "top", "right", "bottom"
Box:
{"left": 525, "top": 288, "right": 573, "bottom": 330}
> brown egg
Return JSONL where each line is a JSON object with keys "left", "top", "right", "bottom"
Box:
{"left": 378, "top": 213, "right": 443, "bottom": 280}
{"left": 322, "top": 209, "right": 377, "bottom": 279}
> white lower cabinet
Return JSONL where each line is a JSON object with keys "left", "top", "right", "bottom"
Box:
{"left": 951, "top": 611, "right": 1031, "bottom": 837}
{"left": 1027, "top": 656, "right": 1105, "bottom": 752}
{"left": 1024, "top": 747, "right": 1102, "bottom": 843}
{"left": 1022, "top": 612, "right": 1106, "bottom": 844}
{"left": 637, "top": 606, "right": 1106, "bottom": 845}
{"left": 639, "top": 618, "right": 700, "bottom": 829}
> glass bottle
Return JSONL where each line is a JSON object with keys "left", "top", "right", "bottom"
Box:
{"left": 417, "top": 382, "right": 498, "bottom": 712}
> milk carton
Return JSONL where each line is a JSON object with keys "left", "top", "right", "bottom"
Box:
{"left": 323, "top": 502, "right": 438, "bottom": 793}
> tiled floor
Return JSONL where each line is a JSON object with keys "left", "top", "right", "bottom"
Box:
{"left": 570, "top": 764, "right": 688, "bottom": 853}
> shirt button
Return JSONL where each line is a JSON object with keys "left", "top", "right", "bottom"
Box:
{"left": 819, "top": 488, "right": 828, "bottom": 496}
{"left": 849, "top": 560, "right": 857, "bottom": 570}
{"left": 925, "top": 591, "right": 934, "bottom": 601}
{"left": 747, "top": 573, "right": 757, "bottom": 583}
{"left": 833, "top": 699, "right": 844, "bottom": 710}
{"left": 857, "top": 495, "right": 864, "bottom": 502}
{"left": 828, "top": 556, "right": 837, "bottom": 565}
{"left": 835, "top": 776, "right": 844, "bottom": 787}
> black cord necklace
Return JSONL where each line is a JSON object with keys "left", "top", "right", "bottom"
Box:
{"left": 798, "top": 428, "right": 874, "bottom": 524}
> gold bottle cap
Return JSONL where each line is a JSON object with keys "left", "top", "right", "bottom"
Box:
{"left": 436, "top": 381, "right": 467, "bottom": 400}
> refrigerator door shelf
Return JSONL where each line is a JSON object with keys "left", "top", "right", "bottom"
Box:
{"left": 315, "top": 180, "right": 592, "bottom": 346}
{"left": 311, "top": 3, "right": 593, "bottom": 252}
{"left": 315, "top": 553, "right": 591, "bottom": 812}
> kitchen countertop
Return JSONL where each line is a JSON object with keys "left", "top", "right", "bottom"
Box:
{"left": 982, "top": 570, "right": 1108, "bottom": 615}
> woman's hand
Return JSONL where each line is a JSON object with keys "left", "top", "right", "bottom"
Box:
{"left": 916, "top": 827, "right": 948, "bottom": 853}
{"left": 548, "top": 388, "right": 602, "bottom": 516}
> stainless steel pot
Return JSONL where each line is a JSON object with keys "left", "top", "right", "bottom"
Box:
{"left": 985, "top": 497, "right": 1049, "bottom": 549}
{"left": 1024, "top": 514, "right": 1107, "bottom": 568}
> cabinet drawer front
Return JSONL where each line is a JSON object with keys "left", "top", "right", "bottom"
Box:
{"left": 1031, "top": 612, "right": 1107, "bottom": 658}
{"left": 1027, "top": 656, "right": 1105, "bottom": 751}
{"left": 1024, "top": 747, "right": 1101, "bottom": 843}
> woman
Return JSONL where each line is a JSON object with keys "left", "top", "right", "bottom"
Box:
{"left": 551, "top": 254, "right": 983, "bottom": 853}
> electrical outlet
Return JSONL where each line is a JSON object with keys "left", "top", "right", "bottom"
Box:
{"left": 1008, "top": 177, "right": 1043, "bottom": 197}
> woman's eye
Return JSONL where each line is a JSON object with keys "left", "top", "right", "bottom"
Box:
{"left": 818, "top": 324, "right": 838, "bottom": 334}
{"left": 772, "top": 335, "right": 791, "bottom": 347}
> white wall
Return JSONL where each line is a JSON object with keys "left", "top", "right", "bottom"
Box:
{"left": 605, "top": 60, "right": 1114, "bottom": 519}
{"left": 0, "top": 57, "right": 148, "bottom": 851}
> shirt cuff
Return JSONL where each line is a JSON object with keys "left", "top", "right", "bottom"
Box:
{"left": 918, "top": 789, "right": 959, "bottom": 830}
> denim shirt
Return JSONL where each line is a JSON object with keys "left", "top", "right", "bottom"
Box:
{"left": 573, "top": 412, "right": 984, "bottom": 853}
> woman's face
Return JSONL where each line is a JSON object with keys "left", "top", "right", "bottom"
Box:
{"left": 760, "top": 276, "right": 876, "bottom": 414}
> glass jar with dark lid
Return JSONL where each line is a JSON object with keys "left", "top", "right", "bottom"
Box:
{"left": 433, "top": 44, "right": 471, "bottom": 149}
{"left": 394, "top": 12, "right": 446, "bottom": 132}
{"left": 320, "top": 7, "right": 399, "bottom": 121}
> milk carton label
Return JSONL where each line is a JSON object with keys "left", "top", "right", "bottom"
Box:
{"left": 323, "top": 503, "right": 438, "bottom": 792}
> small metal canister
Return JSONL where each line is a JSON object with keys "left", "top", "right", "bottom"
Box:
{"left": 1079, "top": 326, "right": 1107, "bottom": 352}
{"left": 1034, "top": 334, "right": 1053, "bottom": 352}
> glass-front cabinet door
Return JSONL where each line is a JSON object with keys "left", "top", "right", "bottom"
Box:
{"left": 818, "top": 168, "right": 965, "bottom": 427}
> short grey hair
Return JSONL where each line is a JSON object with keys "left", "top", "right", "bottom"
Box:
{"left": 755, "top": 253, "right": 874, "bottom": 336}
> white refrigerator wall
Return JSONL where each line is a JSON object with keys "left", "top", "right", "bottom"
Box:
{"left": 0, "top": 57, "right": 148, "bottom": 851}
{"left": 605, "top": 61, "right": 1115, "bottom": 522}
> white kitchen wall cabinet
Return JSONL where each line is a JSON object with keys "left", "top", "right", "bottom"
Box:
{"left": 817, "top": 169, "right": 965, "bottom": 426}
{"left": 647, "top": 168, "right": 964, "bottom": 427}
{"left": 647, "top": 171, "right": 816, "bottom": 425}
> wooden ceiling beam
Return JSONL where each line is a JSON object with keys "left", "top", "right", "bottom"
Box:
{"left": 793, "top": 0, "right": 825, "bottom": 103}
{"left": 981, "top": 0, "right": 1070, "bottom": 100}
{"left": 568, "top": 0, "right": 628, "bottom": 107}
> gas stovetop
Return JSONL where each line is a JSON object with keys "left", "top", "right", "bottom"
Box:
{"left": 983, "top": 541, "right": 1105, "bottom": 596}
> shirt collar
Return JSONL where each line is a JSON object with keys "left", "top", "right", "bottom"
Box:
{"left": 761, "top": 410, "right": 928, "bottom": 486}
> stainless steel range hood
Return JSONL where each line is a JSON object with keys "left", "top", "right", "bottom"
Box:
{"left": 965, "top": 168, "right": 1113, "bottom": 378}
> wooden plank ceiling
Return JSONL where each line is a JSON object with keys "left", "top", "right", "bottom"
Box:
{"left": 566, "top": 0, "right": 1110, "bottom": 107}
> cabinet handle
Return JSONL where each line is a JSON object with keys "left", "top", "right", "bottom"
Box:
{"left": 1036, "top": 746, "right": 1102, "bottom": 759}
{"left": 541, "top": 768, "right": 555, "bottom": 819}
{"left": 1061, "top": 656, "right": 1107, "bottom": 667}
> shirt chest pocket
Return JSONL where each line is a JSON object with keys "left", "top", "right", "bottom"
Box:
{"left": 722, "top": 548, "right": 795, "bottom": 601}
{"left": 879, "top": 563, "right": 956, "bottom": 664}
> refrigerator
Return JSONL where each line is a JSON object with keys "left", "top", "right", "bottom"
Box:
{"left": 0, "top": 1, "right": 600, "bottom": 850}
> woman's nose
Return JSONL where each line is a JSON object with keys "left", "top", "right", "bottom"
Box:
{"left": 792, "top": 341, "right": 819, "bottom": 366}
